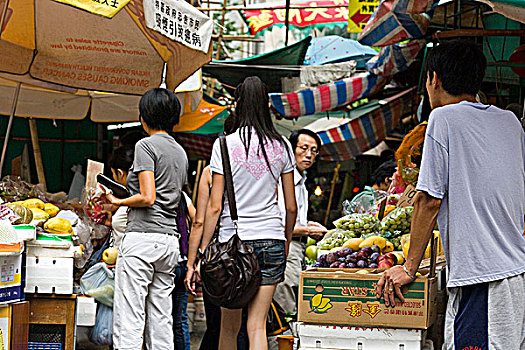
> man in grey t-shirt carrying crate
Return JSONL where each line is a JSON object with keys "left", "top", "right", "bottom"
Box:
{"left": 376, "top": 40, "right": 525, "bottom": 349}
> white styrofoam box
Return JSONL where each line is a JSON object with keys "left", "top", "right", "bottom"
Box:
{"left": 25, "top": 256, "right": 73, "bottom": 294}
{"left": 297, "top": 323, "right": 426, "bottom": 350}
{"left": 76, "top": 297, "right": 97, "bottom": 326}
{"left": 26, "top": 240, "right": 75, "bottom": 258}
{"left": 13, "top": 225, "right": 36, "bottom": 241}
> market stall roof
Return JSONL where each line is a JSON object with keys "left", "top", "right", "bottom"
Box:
{"left": 270, "top": 72, "right": 387, "bottom": 118}
{"left": 202, "top": 37, "right": 311, "bottom": 92}
{"left": 308, "top": 87, "right": 417, "bottom": 161}
{"left": 304, "top": 36, "right": 378, "bottom": 68}
{"left": 474, "top": 0, "right": 525, "bottom": 23}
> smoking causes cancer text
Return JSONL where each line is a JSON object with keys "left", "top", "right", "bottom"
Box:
{"left": 43, "top": 38, "right": 152, "bottom": 88}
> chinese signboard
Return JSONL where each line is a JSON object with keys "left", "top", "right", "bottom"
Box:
{"left": 347, "top": 0, "right": 379, "bottom": 33}
{"left": 241, "top": 0, "right": 349, "bottom": 36}
{"left": 53, "top": 0, "right": 130, "bottom": 18}
{"left": 144, "top": 0, "right": 213, "bottom": 53}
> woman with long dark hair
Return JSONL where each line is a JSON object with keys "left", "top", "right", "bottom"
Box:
{"left": 200, "top": 76, "right": 297, "bottom": 350}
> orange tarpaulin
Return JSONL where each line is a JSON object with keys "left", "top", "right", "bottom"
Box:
{"left": 173, "top": 98, "right": 227, "bottom": 133}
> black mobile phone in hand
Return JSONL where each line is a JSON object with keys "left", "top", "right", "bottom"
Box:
{"left": 96, "top": 174, "right": 130, "bottom": 199}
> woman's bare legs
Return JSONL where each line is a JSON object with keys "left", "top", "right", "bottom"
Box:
{"left": 247, "top": 285, "right": 277, "bottom": 350}
{"left": 219, "top": 307, "right": 242, "bottom": 350}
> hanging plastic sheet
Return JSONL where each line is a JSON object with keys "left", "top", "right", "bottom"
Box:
{"left": 366, "top": 39, "right": 426, "bottom": 76}
{"left": 357, "top": 0, "right": 438, "bottom": 47}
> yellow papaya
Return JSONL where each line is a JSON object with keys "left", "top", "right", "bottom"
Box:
{"left": 44, "top": 217, "right": 73, "bottom": 235}
{"left": 30, "top": 208, "right": 50, "bottom": 222}
{"left": 43, "top": 203, "right": 60, "bottom": 217}
{"left": 21, "top": 198, "right": 45, "bottom": 210}
{"left": 342, "top": 237, "right": 364, "bottom": 250}
{"left": 383, "top": 241, "right": 394, "bottom": 253}
{"left": 359, "top": 236, "right": 386, "bottom": 250}
{"left": 401, "top": 231, "right": 443, "bottom": 260}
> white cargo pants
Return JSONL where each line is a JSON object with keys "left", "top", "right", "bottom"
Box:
{"left": 113, "top": 231, "right": 180, "bottom": 350}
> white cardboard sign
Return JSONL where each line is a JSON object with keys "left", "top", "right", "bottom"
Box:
{"left": 144, "top": 0, "right": 213, "bottom": 53}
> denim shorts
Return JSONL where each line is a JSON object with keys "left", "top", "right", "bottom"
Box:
{"left": 244, "top": 239, "right": 286, "bottom": 285}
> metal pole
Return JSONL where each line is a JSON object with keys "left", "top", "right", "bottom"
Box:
{"left": 284, "top": 0, "right": 290, "bottom": 46}
{"left": 0, "top": 83, "right": 21, "bottom": 177}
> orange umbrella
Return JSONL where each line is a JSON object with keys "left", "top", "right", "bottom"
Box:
{"left": 0, "top": 0, "right": 211, "bottom": 95}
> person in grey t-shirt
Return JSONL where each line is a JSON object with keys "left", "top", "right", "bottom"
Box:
{"left": 107, "top": 88, "right": 188, "bottom": 350}
{"left": 376, "top": 41, "right": 525, "bottom": 349}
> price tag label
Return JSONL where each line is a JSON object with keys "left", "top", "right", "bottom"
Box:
{"left": 397, "top": 185, "right": 417, "bottom": 208}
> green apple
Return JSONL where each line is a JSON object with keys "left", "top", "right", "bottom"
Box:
{"left": 102, "top": 247, "right": 119, "bottom": 265}
{"left": 305, "top": 245, "right": 318, "bottom": 260}
{"left": 306, "top": 237, "right": 317, "bottom": 247}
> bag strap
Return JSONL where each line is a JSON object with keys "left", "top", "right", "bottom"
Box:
{"left": 219, "top": 136, "right": 238, "bottom": 228}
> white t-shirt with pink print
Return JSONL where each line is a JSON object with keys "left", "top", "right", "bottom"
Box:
{"left": 210, "top": 127, "right": 295, "bottom": 243}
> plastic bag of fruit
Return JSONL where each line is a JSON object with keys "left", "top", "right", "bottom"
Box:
{"left": 380, "top": 206, "right": 413, "bottom": 236}
{"left": 333, "top": 213, "right": 380, "bottom": 237}
{"left": 317, "top": 228, "right": 356, "bottom": 250}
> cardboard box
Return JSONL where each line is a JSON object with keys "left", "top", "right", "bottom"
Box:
{"left": 298, "top": 268, "right": 437, "bottom": 329}
{"left": 0, "top": 254, "right": 25, "bottom": 304}
{"left": 297, "top": 322, "right": 426, "bottom": 350}
{"left": 0, "top": 301, "right": 30, "bottom": 350}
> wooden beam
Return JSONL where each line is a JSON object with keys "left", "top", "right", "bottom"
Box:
{"left": 433, "top": 29, "right": 525, "bottom": 39}
{"left": 28, "top": 119, "right": 47, "bottom": 191}
{"left": 212, "top": 35, "right": 264, "bottom": 42}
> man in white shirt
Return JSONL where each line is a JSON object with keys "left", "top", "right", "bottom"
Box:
{"left": 274, "top": 129, "right": 327, "bottom": 314}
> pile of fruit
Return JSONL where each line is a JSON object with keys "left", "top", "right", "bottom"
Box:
{"left": 333, "top": 213, "right": 381, "bottom": 237}
{"left": 380, "top": 207, "right": 413, "bottom": 250}
{"left": 317, "top": 229, "right": 356, "bottom": 250}
{"left": 4, "top": 198, "right": 72, "bottom": 235}
{"left": 312, "top": 235, "right": 404, "bottom": 269}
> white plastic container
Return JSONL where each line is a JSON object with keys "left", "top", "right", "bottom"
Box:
{"left": 297, "top": 323, "right": 426, "bottom": 350}
{"left": 26, "top": 240, "right": 76, "bottom": 258}
{"left": 25, "top": 256, "right": 73, "bottom": 294}
{"left": 76, "top": 296, "right": 97, "bottom": 326}
{"left": 194, "top": 295, "right": 206, "bottom": 323}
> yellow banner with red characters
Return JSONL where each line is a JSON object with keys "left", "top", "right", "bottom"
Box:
{"left": 347, "top": 0, "right": 379, "bottom": 33}
{"left": 241, "top": 0, "right": 349, "bottom": 36}
{"left": 53, "top": 0, "right": 130, "bottom": 18}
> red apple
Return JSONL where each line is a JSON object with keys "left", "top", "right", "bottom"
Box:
{"left": 378, "top": 260, "right": 394, "bottom": 269}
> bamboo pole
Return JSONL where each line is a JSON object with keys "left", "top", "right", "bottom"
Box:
{"left": 28, "top": 119, "right": 47, "bottom": 190}
{"left": 197, "top": 4, "right": 346, "bottom": 11}
{"left": 0, "top": 83, "right": 21, "bottom": 177}
{"left": 324, "top": 162, "right": 340, "bottom": 227}
{"left": 209, "top": 0, "right": 228, "bottom": 98}
{"left": 192, "top": 160, "right": 205, "bottom": 204}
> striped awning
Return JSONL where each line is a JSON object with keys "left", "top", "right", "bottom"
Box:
{"left": 270, "top": 72, "right": 387, "bottom": 118}
{"left": 313, "top": 87, "right": 417, "bottom": 161}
